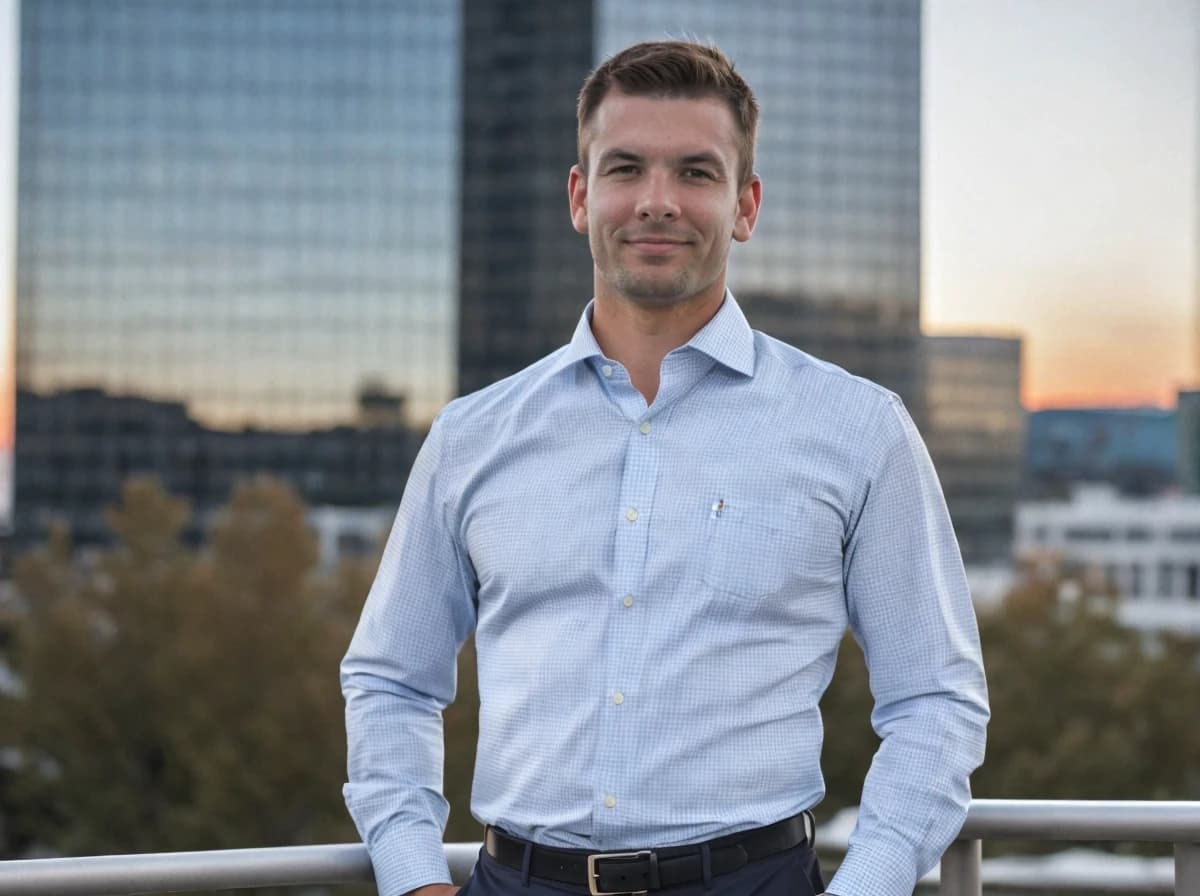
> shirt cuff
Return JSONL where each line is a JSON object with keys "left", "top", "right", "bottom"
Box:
{"left": 366, "top": 824, "right": 453, "bottom": 896}
{"left": 826, "top": 837, "right": 920, "bottom": 896}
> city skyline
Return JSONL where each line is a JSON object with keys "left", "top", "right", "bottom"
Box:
{"left": 0, "top": 0, "right": 1197, "bottom": 438}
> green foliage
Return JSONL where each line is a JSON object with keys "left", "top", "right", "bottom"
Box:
{"left": 819, "top": 573, "right": 1200, "bottom": 829}
{"left": 974, "top": 578, "right": 1200, "bottom": 802}
{"left": 7, "top": 478, "right": 1199, "bottom": 886}
{"left": 2, "top": 477, "right": 375, "bottom": 895}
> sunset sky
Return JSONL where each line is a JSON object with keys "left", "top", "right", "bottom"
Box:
{"left": 0, "top": 0, "right": 1197, "bottom": 425}
{"left": 924, "top": 0, "right": 1198, "bottom": 409}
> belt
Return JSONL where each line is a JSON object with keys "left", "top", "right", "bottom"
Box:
{"left": 484, "top": 812, "right": 814, "bottom": 896}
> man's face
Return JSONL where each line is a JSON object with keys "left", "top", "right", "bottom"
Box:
{"left": 568, "top": 92, "right": 761, "bottom": 309}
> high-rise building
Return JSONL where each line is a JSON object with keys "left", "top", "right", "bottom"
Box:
{"left": 923, "top": 335, "right": 1025, "bottom": 566}
{"left": 456, "top": 0, "right": 594, "bottom": 396}
{"left": 14, "top": 1, "right": 927, "bottom": 546}
{"left": 14, "top": 1, "right": 457, "bottom": 544}
{"left": 600, "top": 1, "right": 925, "bottom": 418}
{"left": 1179, "top": 390, "right": 1200, "bottom": 494}
{"left": 456, "top": 1, "right": 925, "bottom": 416}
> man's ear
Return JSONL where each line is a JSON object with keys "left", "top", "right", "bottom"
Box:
{"left": 732, "top": 175, "right": 762, "bottom": 243}
{"left": 568, "top": 165, "right": 589, "bottom": 235}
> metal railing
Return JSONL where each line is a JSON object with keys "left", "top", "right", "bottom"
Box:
{"left": 0, "top": 800, "right": 1197, "bottom": 895}
{"left": 940, "top": 799, "right": 1200, "bottom": 895}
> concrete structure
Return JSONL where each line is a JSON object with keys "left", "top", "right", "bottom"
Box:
{"left": 307, "top": 505, "right": 394, "bottom": 571}
{"left": 1015, "top": 485, "right": 1200, "bottom": 633}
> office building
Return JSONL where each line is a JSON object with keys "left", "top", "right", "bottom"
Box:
{"left": 15, "top": 1, "right": 927, "bottom": 545}
{"left": 457, "top": 0, "right": 595, "bottom": 396}
{"left": 14, "top": 1, "right": 454, "bottom": 544}
{"left": 1025, "top": 408, "right": 1178, "bottom": 499}
{"left": 599, "top": 1, "right": 925, "bottom": 417}
{"left": 1179, "top": 390, "right": 1200, "bottom": 494}
{"left": 1016, "top": 485, "right": 1200, "bottom": 634}
{"left": 923, "top": 335, "right": 1025, "bottom": 566}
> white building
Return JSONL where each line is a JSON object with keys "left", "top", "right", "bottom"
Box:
{"left": 1015, "top": 485, "right": 1200, "bottom": 633}
{"left": 307, "top": 506, "right": 395, "bottom": 570}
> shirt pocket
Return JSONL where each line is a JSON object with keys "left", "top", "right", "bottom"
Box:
{"left": 700, "top": 498, "right": 799, "bottom": 602}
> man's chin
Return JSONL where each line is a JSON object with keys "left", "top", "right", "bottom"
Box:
{"left": 608, "top": 272, "right": 695, "bottom": 307}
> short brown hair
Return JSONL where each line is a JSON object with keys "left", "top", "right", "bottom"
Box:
{"left": 576, "top": 41, "right": 760, "bottom": 188}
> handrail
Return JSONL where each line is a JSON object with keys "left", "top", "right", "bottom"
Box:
{"left": 941, "top": 799, "right": 1200, "bottom": 896}
{"left": 0, "top": 800, "right": 1196, "bottom": 895}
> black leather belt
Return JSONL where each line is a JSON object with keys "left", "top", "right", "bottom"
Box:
{"left": 484, "top": 812, "right": 813, "bottom": 896}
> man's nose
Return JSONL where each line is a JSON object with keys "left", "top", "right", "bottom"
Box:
{"left": 636, "top": 172, "right": 680, "bottom": 221}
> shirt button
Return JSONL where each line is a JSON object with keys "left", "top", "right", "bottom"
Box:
{"left": 604, "top": 795, "right": 617, "bottom": 809}
{"left": 612, "top": 691, "right": 625, "bottom": 705}
{"left": 601, "top": 364, "right": 614, "bottom": 377}
{"left": 625, "top": 508, "right": 638, "bottom": 522}
{"left": 622, "top": 594, "right": 634, "bottom": 608}
{"left": 639, "top": 422, "right": 651, "bottom": 435}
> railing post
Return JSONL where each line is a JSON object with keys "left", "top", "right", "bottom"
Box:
{"left": 939, "top": 839, "right": 981, "bottom": 896}
{"left": 1176, "top": 842, "right": 1200, "bottom": 895}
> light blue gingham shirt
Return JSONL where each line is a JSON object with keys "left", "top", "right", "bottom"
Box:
{"left": 342, "top": 293, "right": 989, "bottom": 896}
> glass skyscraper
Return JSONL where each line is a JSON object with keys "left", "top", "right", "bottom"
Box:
{"left": 14, "top": 0, "right": 926, "bottom": 545}
{"left": 18, "top": 0, "right": 458, "bottom": 430}
{"left": 14, "top": 1, "right": 455, "bottom": 543}
{"left": 598, "top": 1, "right": 925, "bottom": 416}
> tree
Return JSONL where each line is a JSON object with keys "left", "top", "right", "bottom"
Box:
{"left": 3, "top": 477, "right": 373, "bottom": 895}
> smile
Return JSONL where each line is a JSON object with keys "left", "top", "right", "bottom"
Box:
{"left": 625, "top": 239, "right": 689, "bottom": 254}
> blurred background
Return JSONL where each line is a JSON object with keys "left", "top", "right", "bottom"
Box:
{"left": 0, "top": 0, "right": 1197, "bottom": 893}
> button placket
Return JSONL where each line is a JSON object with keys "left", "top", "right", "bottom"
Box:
{"left": 595, "top": 404, "right": 659, "bottom": 839}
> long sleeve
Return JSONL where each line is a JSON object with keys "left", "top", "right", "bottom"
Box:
{"left": 828, "top": 397, "right": 990, "bottom": 896}
{"left": 341, "top": 416, "right": 478, "bottom": 896}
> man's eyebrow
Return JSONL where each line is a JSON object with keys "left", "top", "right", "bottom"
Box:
{"left": 596, "top": 149, "right": 644, "bottom": 168}
{"left": 678, "top": 153, "right": 727, "bottom": 174}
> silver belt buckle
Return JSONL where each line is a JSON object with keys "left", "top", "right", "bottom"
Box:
{"left": 587, "top": 850, "right": 652, "bottom": 896}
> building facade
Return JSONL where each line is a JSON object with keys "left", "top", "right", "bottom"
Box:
{"left": 923, "top": 335, "right": 1025, "bottom": 566}
{"left": 1179, "top": 390, "right": 1200, "bottom": 494}
{"left": 15, "top": 1, "right": 926, "bottom": 546}
{"left": 1015, "top": 485, "right": 1200, "bottom": 633}
{"left": 1025, "top": 408, "right": 1178, "bottom": 499}
{"left": 456, "top": 0, "right": 595, "bottom": 396}
{"left": 610, "top": 2, "right": 925, "bottom": 417}
{"left": 14, "top": 1, "right": 452, "bottom": 544}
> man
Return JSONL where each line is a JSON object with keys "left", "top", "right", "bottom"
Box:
{"left": 343, "top": 40, "right": 989, "bottom": 896}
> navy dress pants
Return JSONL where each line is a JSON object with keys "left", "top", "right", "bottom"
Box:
{"left": 457, "top": 843, "right": 826, "bottom": 896}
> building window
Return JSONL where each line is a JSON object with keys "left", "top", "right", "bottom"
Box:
{"left": 1064, "top": 527, "right": 1113, "bottom": 542}
{"left": 1158, "top": 563, "right": 1174, "bottom": 598}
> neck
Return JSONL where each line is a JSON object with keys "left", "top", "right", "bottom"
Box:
{"left": 591, "top": 282, "right": 726, "bottom": 405}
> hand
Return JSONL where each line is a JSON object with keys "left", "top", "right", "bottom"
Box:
{"left": 406, "top": 885, "right": 459, "bottom": 896}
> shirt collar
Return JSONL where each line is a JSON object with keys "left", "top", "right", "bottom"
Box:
{"left": 552, "top": 290, "right": 756, "bottom": 378}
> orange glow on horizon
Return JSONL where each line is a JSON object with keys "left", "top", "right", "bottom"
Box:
{"left": 1025, "top": 387, "right": 1187, "bottom": 412}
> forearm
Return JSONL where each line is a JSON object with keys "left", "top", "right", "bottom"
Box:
{"left": 343, "top": 678, "right": 454, "bottom": 896}
{"left": 826, "top": 690, "right": 987, "bottom": 895}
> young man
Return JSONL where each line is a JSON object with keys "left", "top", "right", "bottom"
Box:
{"left": 342, "top": 41, "right": 989, "bottom": 896}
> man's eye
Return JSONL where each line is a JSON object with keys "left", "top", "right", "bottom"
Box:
{"left": 682, "top": 169, "right": 714, "bottom": 180}
{"left": 607, "top": 165, "right": 639, "bottom": 176}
